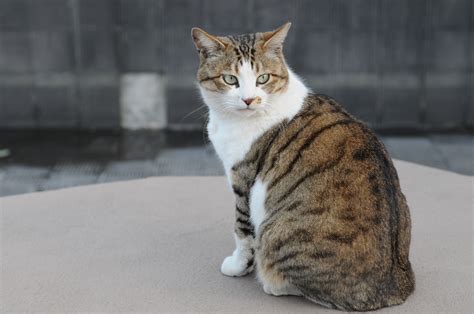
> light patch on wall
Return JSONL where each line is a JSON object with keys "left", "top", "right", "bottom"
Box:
{"left": 120, "top": 73, "right": 167, "bottom": 129}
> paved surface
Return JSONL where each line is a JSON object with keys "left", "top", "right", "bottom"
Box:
{"left": 0, "top": 131, "right": 472, "bottom": 197}
{"left": 3, "top": 162, "right": 473, "bottom": 312}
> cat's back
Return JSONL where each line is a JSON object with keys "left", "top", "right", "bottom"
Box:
{"left": 259, "top": 93, "right": 382, "bottom": 192}
{"left": 255, "top": 93, "right": 415, "bottom": 310}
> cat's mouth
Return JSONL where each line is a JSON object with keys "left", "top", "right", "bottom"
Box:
{"left": 236, "top": 107, "right": 259, "bottom": 116}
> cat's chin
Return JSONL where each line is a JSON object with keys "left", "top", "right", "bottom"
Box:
{"left": 235, "top": 108, "right": 261, "bottom": 117}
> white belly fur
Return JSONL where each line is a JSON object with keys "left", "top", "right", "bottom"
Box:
{"left": 249, "top": 178, "right": 268, "bottom": 234}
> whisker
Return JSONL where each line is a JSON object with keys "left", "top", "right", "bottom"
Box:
{"left": 181, "top": 104, "right": 208, "bottom": 121}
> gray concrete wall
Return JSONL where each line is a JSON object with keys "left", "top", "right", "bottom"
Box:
{"left": 0, "top": 0, "right": 472, "bottom": 131}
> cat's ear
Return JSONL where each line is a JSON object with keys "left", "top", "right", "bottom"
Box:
{"left": 191, "top": 27, "right": 227, "bottom": 54}
{"left": 262, "top": 22, "right": 291, "bottom": 52}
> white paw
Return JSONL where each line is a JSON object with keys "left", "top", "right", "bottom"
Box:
{"left": 220, "top": 255, "right": 249, "bottom": 277}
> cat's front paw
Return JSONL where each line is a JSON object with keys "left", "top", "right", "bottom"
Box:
{"left": 220, "top": 255, "right": 251, "bottom": 277}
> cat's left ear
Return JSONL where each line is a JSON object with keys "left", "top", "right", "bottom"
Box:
{"left": 262, "top": 22, "right": 291, "bottom": 52}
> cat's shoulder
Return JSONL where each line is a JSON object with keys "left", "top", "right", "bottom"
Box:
{"left": 298, "top": 93, "right": 383, "bottom": 147}
{"left": 300, "top": 93, "right": 350, "bottom": 115}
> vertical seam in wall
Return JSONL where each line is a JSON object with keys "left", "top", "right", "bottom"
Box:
{"left": 156, "top": 0, "right": 165, "bottom": 75}
{"left": 70, "top": 0, "right": 82, "bottom": 129}
{"left": 246, "top": 0, "right": 256, "bottom": 32}
{"left": 201, "top": 0, "right": 210, "bottom": 30}
{"left": 158, "top": 0, "right": 167, "bottom": 128}
{"left": 418, "top": 0, "right": 429, "bottom": 130}
{"left": 113, "top": 0, "right": 123, "bottom": 73}
{"left": 162, "top": 0, "right": 179, "bottom": 126}
{"left": 115, "top": 0, "right": 124, "bottom": 127}
{"left": 26, "top": 2, "right": 38, "bottom": 128}
{"left": 110, "top": 0, "right": 121, "bottom": 128}
{"left": 464, "top": 0, "right": 473, "bottom": 129}
{"left": 110, "top": 1, "right": 120, "bottom": 75}
{"left": 374, "top": 0, "right": 383, "bottom": 128}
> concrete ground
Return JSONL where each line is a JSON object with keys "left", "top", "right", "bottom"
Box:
{"left": 3, "top": 163, "right": 472, "bottom": 312}
{"left": 0, "top": 130, "right": 472, "bottom": 197}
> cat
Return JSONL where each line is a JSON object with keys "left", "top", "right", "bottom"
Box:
{"left": 191, "top": 22, "right": 415, "bottom": 311}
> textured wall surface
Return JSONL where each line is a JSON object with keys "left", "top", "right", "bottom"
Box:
{"left": 0, "top": 0, "right": 472, "bottom": 131}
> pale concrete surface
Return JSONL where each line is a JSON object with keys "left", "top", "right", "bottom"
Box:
{"left": 1, "top": 160, "right": 472, "bottom": 313}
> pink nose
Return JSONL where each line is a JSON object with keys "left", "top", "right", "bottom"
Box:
{"left": 243, "top": 98, "right": 255, "bottom": 106}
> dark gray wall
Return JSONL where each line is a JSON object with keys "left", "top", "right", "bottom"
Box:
{"left": 0, "top": 0, "right": 472, "bottom": 131}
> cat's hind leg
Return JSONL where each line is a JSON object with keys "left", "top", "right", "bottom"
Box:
{"left": 263, "top": 281, "right": 303, "bottom": 297}
{"left": 255, "top": 257, "right": 302, "bottom": 296}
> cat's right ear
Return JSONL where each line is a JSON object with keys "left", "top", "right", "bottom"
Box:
{"left": 262, "top": 22, "right": 291, "bottom": 52}
{"left": 191, "top": 28, "right": 226, "bottom": 54}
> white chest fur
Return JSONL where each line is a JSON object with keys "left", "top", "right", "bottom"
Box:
{"left": 205, "top": 69, "right": 309, "bottom": 176}
{"left": 249, "top": 178, "right": 268, "bottom": 233}
{"left": 207, "top": 113, "right": 277, "bottom": 175}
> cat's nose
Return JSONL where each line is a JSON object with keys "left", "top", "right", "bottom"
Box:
{"left": 242, "top": 98, "right": 256, "bottom": 106}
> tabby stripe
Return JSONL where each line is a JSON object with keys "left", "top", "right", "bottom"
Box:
{"left": 257, "top": 209, "right": 282, "bottom": 241}
{"left": 232, "top": 185, "right": 245, "bottom": 197}
{"left": 232, "top": 152, "right": 260, "bottom": 171}
{"left": 272, "top": 229, "right": 313, "bottom": 252}
{"left": 272, "top": 81, "right": 288, "bottom": 94}
{"left": 296, "top": 120, "right": 354, "bottom": 156}
{"left": 337, "top": 212, "right": 356, "bottom": 221}
{"left": 231, "top": 131, "right": 272, "bottom": 170}
{"left": 362, "top": 132, "right": 399, "bottom": 269}
{"left": 267, "top": 251, "right": 300, "bottom": 268}
{"left": 265, "top": 113, "right": 322, "bottom": 176}
{"left": 324, "top": 232, "right": 358, "bottom": 245}
{"left": 352, "top": 146, "right": 371, "bottom": 161}
{"left": 236, "top": 217, "right": 249, "bottom": 225}
{"left": 227, "top": 35, "right": 237, "bottom": 45}
{"left": 269, "top": 73, "right": 288, "bottom": 79}
{"left": 199, "top": 75, "right": 221, "bottom": 82}
{"left": 238, "top": 226, "right": 255, "bottom": 237}
{"left": 246, "top": 258, "right": 254, "bottom": 268}
{"left": 269, "top": 120, "right": 354, "bottom": 190}
{"left": 373, "top": 139, "right": 400, "bottom": 275}
{"left": 257, "top": 198, "right": 299, "bottom": 234}
{"left": 310, "top": 250, "right": 336, "bottom": 259}
{"left": 277, "top": 264, "right": 309, "bottom": 273}
{"left": 300, "top": 207, "right": 326, "bottom": 216}
{"left": 275, "top": 142, "right": 346, "bottom": 203}
{"left": 285, "top": 200, "right": 302, "bottom": 212}
{"left": 236, "top": 206, "right": 249, "bottom": 217}
{"left": 307, "top": 270, "right": 334, "bottom": 278}
{"left": 255, "top": 124, "right": 287, "bottom": 176}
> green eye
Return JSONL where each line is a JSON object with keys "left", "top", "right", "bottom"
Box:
{"left": 257, "top": 74, "right": 270, "bottom": 84}
{"left": 222, "top": 74, "right": 238, "bottom": 86}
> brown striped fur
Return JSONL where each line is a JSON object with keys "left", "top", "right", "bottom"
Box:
{"left": 230, "top": 94, "right": 415, "bottom": 310}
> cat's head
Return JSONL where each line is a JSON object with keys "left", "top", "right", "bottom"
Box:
{"left": 191, "top": 23, "right": 291, "bottom": 118}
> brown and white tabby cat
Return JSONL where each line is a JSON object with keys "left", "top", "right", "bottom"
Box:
{"left": 191, "top": 23, "right": 415, "bottom": 311}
